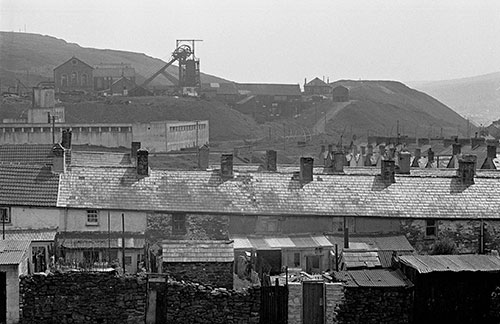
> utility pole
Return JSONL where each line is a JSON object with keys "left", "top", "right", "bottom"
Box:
{"left": 283, "top": 123, "right": 286, "bottom": 151}
{"left": 47, "top": 112, "right": 56, "bottom": 144}
{"left": 122, "top": 213, "right": 126, "bottom": 274}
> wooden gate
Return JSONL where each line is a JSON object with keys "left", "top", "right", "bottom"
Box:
{"left": 145, "top": 274, "right": 167, "bottom": 324}
{"left": 303, "top": 281, "right": 324, "bottom": 324}
{"left": 260, "top": 280, "right": 288, "bottom": 324}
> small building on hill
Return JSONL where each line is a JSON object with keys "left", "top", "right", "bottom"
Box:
{"left": 54, "top": 57, "right": 94, "bottom": 93}
{"left": 332, "top": 85, "right": 349, "bottom": 102}
{"left": 108, "top": 77, "right": 137, "bottom": 96}
{"left": 304, "top": 77, "right": 331, "bottom": 96}
{"left": 93, "top": 63, "right": 135, "bottom": 92}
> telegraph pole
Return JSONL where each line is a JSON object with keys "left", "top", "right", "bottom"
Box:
{"left": 122, "top": 213, "right": 126, "bottom": 273}
{"left": 47, "top": 113, "right": 56, "bottom": 144}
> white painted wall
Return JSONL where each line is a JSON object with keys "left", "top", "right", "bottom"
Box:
{"left": 9, "top": 207, "right": 60, "bottom": 230}
{"left": 61, "top": 209, "right": 147, "bottom": 233}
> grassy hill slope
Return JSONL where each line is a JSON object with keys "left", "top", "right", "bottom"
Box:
{"left": 0, "top": 31, "right": 228, "bottom": 89}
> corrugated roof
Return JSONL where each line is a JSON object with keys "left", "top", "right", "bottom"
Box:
{"left": 0, "top": 163, "right": 60, "bottom": 207}
{"left": 398, "top": 254, "right": 500, "bottom": 273}
{"left": 57, "top": 166, "right": 500, "bottom": 218}
{"left": 328, "top": 235, "right": 415, "bottom": 252}
{"left": 3, "top": 228, "right": 57, "bottom": 242}
{"left": 342, "top": 251, "right": 381, "bottom": 269}
{"left": 236, "top": 83, "right": 301, "bottom": 96}
{"left": 0, "top": 240, "right": 30, "bottom": 265}
{"left": 335, "top": 269, "right": 412, "bottom": 287}
{"left": 162, "top": 240, "right": 233, "bottom": 263}
{"left": 231, "top": 235, "right": 333, "bottom": 250}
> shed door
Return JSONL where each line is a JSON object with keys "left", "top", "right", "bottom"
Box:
{"left": 303, "top": 281, "right": 324, "bottom": 324}
{"left": 0, "top": 272, "right": 6, "bottom": 324}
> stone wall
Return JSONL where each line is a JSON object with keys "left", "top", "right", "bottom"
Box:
{"left": 165, "top": 279, "right": 260, "bottom": 324}
{"left": 19, "top": 271, "right": 146, "bottom": 324}
{"left": 325, "top": 283, "right": 344, "bottom": 324}
{"left": 288, "top": 283, "right": 302, "bottom": 324}
{"left": 163, "top": 262, "right": 234, "bottom": 289}
{"left": 336, "top": 286, "right": 413, "bottom": 324}
{"left": 147, "top": 212, "right": 229, "bottom": 245}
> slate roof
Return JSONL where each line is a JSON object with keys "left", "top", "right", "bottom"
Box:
{"left": 162, "top": 240, "right": 234, "bottom": 263}
{"left": 334, "top": 269, "right": 413, "bottom": 287}
{"left": 202, "top": 82, "right": 239, "bottom": 95}
{"left": 236, "top": 83, "right": 301, "bottom": 96}
{"left": 70, "top": 151, "right": 132, "bottom": 167}
{"left": 0, "top": 240, "right": 30, "bottom": 265}
{"left": 0, "top": 144, "right": 54, "bottom": 165}
{"left": 0, "top": 163, "right": 60, "bottom": 207}
{"left": 398, "top": 255, "right": 500, "bottom": 273}
{"left": 57, "top": 166, "right": 500, "bottom": 219}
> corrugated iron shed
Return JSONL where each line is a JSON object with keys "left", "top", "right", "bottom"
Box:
{"left": 163, "top": 240, "right": 234, "bottom": 263}
{"left": 335, "top": 269, "right": 413, "bottom": 287}
{"left": 342, "top": 251, "right": 381, "bottom": 269}
{"left": 231, "top": 235, "right": 333, "bottom": 250}
{"left": 398, "top": 255, "right": 500, "bottom": 273}
{"left": 0, "top": 240, "right": 30, "bottom": 265}
{"left": 4, "top": 228, "right": 57, "bottom": 242}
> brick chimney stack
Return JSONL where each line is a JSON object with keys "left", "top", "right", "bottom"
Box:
{"left": 425, "top": 148, "right": 435, "bottom": 168}
{"left": 137, "top": 149, "right": 149, "bottom": 176}
{"left": 458, "top": 155, "right": 477, "bottom": 185}
{"left": 411, "top": 148, "right": 421, "bottom": 167}
{"left": 381, "top": 159, "right": 396, "bottom": 183}
{"left": 51, "top": 143, "right": 65, "bottom": 174}
{"left": 300, "top": 157, "right": 314, "bottom": 182}
{"left": 198, "top": 144, "right": 209, "bottom": 170}
{"left": 398, "top": 151, "right": 411, "bottom": 174}
{"left": 265, "top": 150, "right": 277, "bottom": 172}
{"left": 221, "top": 154, "right": 234, "bottom": 178}
{"left": 333, "top": 151, "right": 345, "bottom": 174}
{"left": 61, "top": 129, "right": 72, "bottom": 150}
{"left": 481, "top": 145, "right": 497, "bottom": 170}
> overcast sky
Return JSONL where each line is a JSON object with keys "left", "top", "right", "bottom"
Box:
{"left": 1, "top": 0, "right": 500, "bottom": 84}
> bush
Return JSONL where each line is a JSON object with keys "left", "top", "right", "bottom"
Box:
{"left": 430, "top": 238, "right": 458, "bottom": 255}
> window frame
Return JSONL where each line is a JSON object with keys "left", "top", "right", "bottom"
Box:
{"left": 0, "top": 207, "right": 11, "bottom": 224}
{"left": 425, "top": 219, "right": 438, "bottom": 237}
{"left": 172, "top": 213, "right": 186, "bottom": 234}
{"left": 86, "top": 209, "right": 99, "bottom": 226}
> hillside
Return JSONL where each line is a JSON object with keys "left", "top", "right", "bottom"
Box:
{"left": 297, "top": 80, "right": 475, "bottom": 141}
{"left": 0, "top": 96, "right": 265, "bottom": 141}
{"left": 0, "top": 31, "right": 229, "bottom": 89}
{"left": 410, "top": 73, "right": 500, "bottom": 126}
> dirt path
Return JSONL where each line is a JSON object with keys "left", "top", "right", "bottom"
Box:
{"left": 312, "top": 101, "right": 353, "bottom": 134}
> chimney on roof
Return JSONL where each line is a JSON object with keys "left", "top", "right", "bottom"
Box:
{"left": 457, "top": 155, "right": 476, "bottom": 185}
{"left": 365, "top": 144, "right": 373, "bottom": 166}
{"left": 198, "top": 144, "right": 210, "bottom": 170}
{"left": 452, "top": 143, "right": 462, "bottom": 156}
{"left": 481, "top": 145, "right": 497, "bottom": 170}
{"left": 425, "top": 148, "right": 435, "bottom": 168}
{"left": 131, "top": 142, "right": 141, "bottom": 166}
{"left": 137, "top": 149, "right": 149, "bottom": 176}
{"left": 265, "top": 150, "right": 277, "bottom": 171}
{"left": 51, "top": 143, "right": 65, "bottom": 174}
{"left": 221, "top": 154, "right": 234, "bottom": 178}
{"left": 333, "top": 151, "right": 345, "bottom": 174}
{"left": 300, "top": 157, "right": 314, "bottom": 182}
{"left": 319, "top": 145, "right": 326, "bottom": 163}
{"left": 398, "top": 151, "right": 411, "bottom": 174}
{"left": 61, "top": 129, "right": 72, "bottom": 150}
{"left": 381, "top": 159, "right": 396, "bottom": 183}
{"left": 411, "top": 148, "right": 421, "bottom": 167}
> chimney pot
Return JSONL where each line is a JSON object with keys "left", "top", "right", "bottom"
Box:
{"left": 300, "top": 157, "right": 314, "bottom": 182}
{"left": 457, "top": 154, "right": 476, "bottom": 185}
{"left": 221, "top": 154, "right": 234, "bottom": 178}
{"left": 137, "top": 149, "right": 149, "bottom": 176}
{"left": 61, "top": 129, "right": 72, "bottom": 150}
{"left": 381, "top": 159, "right": 396, "bottom": 183}
{"left": 265, "top": 150, "right": 277, "bottom": 171}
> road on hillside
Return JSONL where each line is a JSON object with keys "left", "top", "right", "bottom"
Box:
{"left": 312, "top": 101, "right": 353, "bottom": 135}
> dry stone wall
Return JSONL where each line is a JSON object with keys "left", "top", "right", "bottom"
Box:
{"left": 165, "top": 280, "right": 260, "bottom": 324}
{"left": 19, "top": 271, "right": 146, "bottom": 324}
{"left": 163, "top": 262, "right": 233, "bottom": 289}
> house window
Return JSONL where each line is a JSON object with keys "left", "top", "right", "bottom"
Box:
{"left": 83, "top": 250, "right": 99, "bottom": 263}
{"left": 0, "top": 208, "right": 11, "bottom": 224}
{"left": 86, "top": 210, "right": 99, "bottom": 225}
{"left": 426, "top": 219, "right": 437, "bottom": 237}
{"left": 71, "top": 72, "right": 78, "bottom": 85}
{"left": 172, "top": 213, "right": 186, "bottom": 234}
{"left": 81, "top": 73, "right": 87, "bottom": 86}
{"left": 61, "top": 74, "right": 68, "bottom": 87}
{"left": 293, "top": 252, "right": 300, "bottom": 267}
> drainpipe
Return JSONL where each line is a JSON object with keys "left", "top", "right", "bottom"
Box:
{"left": 480, "top": 218, "right": 485, "bottom": 254}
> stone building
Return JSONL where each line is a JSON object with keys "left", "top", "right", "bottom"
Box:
{"left": 53, "top": 57, "right": 93, "bottom": 93}
{"left": 304, "top": 77, "right": 331, "bottom": 96}
{"left": 332, "top": 85, "right": 349, "bottom": 102}
{"left": 93, "top": 63, "right": 135, "bottom": 92}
